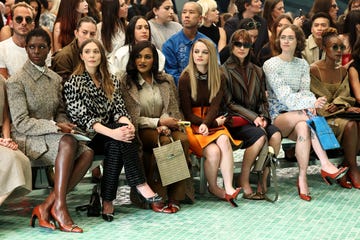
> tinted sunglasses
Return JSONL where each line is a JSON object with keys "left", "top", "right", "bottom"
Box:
{"left": 14, "top": 16, "right": 33, "bottom": 24}
{"left": 332, "top": 44, "right": 345, "bottom": 51}
{"left": 245, "top": 21, "right": 261, "bottom": 29}
{"left": 233, "top": 42, "right": 252, "bottom": 48}
{"left": 331, "top": 4, "right": 338, "bottom": 8}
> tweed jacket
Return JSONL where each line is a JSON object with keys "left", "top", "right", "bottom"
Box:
{"left": 221, "top": 55, "right": 270, "bottom": 123}
{"left": 119, "top": 72, "right": 183, "bottom": 131}
{"left": 6, "top": 60, "right": 67, "bottom": 160}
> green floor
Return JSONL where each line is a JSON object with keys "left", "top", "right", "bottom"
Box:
{"left": 1, "top": 163, "right": 360, "bottom": 240}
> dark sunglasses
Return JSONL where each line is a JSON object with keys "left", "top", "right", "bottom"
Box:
{"left": 14, "top": 16, "right": 33, "bottom": 24}
{"left": 245, "top": 21, "right": 261, "bottom": 29}
{"left": 331, "top": 4, "right": 338, "bottom": 9}
{"left": 332, "top": 44, "right": 345, "bottom": 51}
{"left": 233, "top": 42, "right": 252, "bottom": 48}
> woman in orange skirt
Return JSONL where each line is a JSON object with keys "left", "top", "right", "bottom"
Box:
{"left": 178, "top": 38, "right": 241, "bottom": 207}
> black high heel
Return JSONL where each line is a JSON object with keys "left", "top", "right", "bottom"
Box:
{"left": 135, "top": 187, "right": 162, "bottom": 204}
{"left": 102, "top": 212, "right": 114, "bottom": 222}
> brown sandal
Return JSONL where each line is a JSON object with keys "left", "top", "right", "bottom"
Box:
{"left": 242, "top": 192, "right": 265, "bottom": 200}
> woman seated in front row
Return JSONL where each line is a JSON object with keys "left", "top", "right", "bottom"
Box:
{"left": 64, "top": 39, "right": 162, "bottom": 222}
{"left": 178, "top": 38, "right": 241, "bottom": 207}
{"left": 263, "top": 24, "right": 348, "bottom": 202}
{"left": 310, "top": 27, "right": 360, "bottom": 189}
{"left": 221, "top": 29, "right": 282, "bottom": 200}
{"left": 119, "top": 41, "right": 193, "bottom": 214}
{"left": 6, "top": 28, "right": 94, "bottom": 233}
{"left": 0, "top": 75, "right": 31, "bottom": 207}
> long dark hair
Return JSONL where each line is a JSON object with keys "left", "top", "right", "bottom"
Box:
{"left": 124, "top": 15, "right": 151, "bottom": 48}
{"left": 125, "top": 41, "right": 166, "bottom": 90}
{"left": 101, "top": 0, "right": 127, "bottom": 52}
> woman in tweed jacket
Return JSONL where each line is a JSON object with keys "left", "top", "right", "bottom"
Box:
{"left": 6, "top": 28, "right": 93, "bottom": 233}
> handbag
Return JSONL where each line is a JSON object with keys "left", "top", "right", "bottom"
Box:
{"left": 153, "top": 136, "right": 190, "bottom": 186}
{"left": 306, "top": 116, "right": 340, "bottom": 150}
{"left": 75, "top": 183, "right": 101, "bottom": 217}
{"left": 229, "top": 116, "right": 249, "bottom": 127}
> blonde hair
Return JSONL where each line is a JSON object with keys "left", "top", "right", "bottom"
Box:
{"left": 197, "top": 0, "right": 217, "bottom": 26}
{"left": 181, "top": 38, "right": 221, "bottom": 102}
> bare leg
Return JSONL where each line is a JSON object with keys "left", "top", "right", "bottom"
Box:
{"left": 240, "top": 136, "right": 266, "bottom": 194}
{"left": 216, "top": 135, "right": 237, "bottom": 196}
{"left": 203, "top": 143, "right": 225, "bottom": 199}
{"left": 38, "top": 136, "right": 93, "bottom": 226}
{"left": 342, "top": 121, "right": 360, "bottom": 183}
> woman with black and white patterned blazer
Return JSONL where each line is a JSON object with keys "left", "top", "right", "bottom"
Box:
{"left": 64, "top": 39, "right": 162, "bottom": 222}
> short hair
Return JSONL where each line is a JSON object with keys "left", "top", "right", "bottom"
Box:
{"left": 197, "top": 0, "right": 217, "bottom": 25}
{"left": 183, "top": 1, "right": 202, "bottom": 15}
{"left": 311, "top": 12, "right": 331, "bottom": 27}
{"left": 11, "top": 2, "right": 34, "bottom": 19}
{"left": 229, "top": 29, "right": 252, "bottom": 65}
{"left": 275, "top": 24, "right": 306, "bottom": 56}
{"left": 26, "top": 27, "right": 51, "bottom": 47}
{"left": 76, "top": 16, "right": 97, "bottom": 30}
{"left": 321, "top": 27, "right": 338, "bottom": 47}
{"left": 235, "top": 0, "right": 252, "bottom": 15}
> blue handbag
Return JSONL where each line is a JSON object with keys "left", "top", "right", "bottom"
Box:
{"left": 306, "top": 116, "right": 340, "bottom": 150}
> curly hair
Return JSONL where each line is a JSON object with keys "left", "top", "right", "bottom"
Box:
{"left": 275, "top": 24, "right": 305, "bottom": 56}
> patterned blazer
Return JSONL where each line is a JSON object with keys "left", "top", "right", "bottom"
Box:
{"left": 119, "top": 72, "right": 183, "bottom": 131}
{"left": 6, "top": 60, "right": 67, "bottom": 160}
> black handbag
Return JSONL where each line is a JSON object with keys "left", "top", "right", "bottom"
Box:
{"left": 75, "top": 184, "right": 101, "bottom": 217}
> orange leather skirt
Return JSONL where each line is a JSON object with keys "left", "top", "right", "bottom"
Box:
{"left": 186, "top": 107, "right": 242, "bottom": 157}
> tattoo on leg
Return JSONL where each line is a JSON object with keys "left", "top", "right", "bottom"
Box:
{"left": 297, "top": 136, "right": 306, "bottom": 142}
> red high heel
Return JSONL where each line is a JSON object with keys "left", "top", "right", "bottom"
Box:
{"left": 297, "top": 181, "right": 311, "bottom": 201}
{"left": 150, "top": 202, "right": 173, "bottom": 214}
{"left": 50, "top": 207, "right": 83, "bottom": 233}
{"left": 321, "top": 167, "right": 348, "bottom": 185}
{"left": 30, "top": 205, "right": 56, "bottom": 230}
{"left": 348, "top": 172, "right": 360, "bottom": 189}
{"left": 225, "top": 188, "right": 241, "bottom": 207}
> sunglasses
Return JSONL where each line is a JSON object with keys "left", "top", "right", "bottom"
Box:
{"left": 331, "top": 4, "right": 338, "bottom": 8}
{"left": 245, "top": 21, "right": 261, "bottom": 29}
{"left": 331, "top": 44, "right": 345, "bottom": 51}
{"left": 14, "top": 16, "right": 33, "bottom": 24}
{"left": 233, "top": 42, "right": 252, "bottom": 48}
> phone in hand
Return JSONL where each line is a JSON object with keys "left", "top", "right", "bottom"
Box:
{"left": 298, "top": 8, "right": 303, "bottom": 17}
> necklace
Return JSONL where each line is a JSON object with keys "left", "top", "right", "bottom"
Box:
{"left": 196, "top": 71, "right": 208, "bottom": 81}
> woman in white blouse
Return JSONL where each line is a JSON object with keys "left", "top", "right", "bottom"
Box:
{"left": 263, "top": 24, "right": 347, "bottom": 201}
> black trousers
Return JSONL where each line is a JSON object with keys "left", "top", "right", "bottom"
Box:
{"left": 88, "top": 123, "right": 145, "bottom": 201}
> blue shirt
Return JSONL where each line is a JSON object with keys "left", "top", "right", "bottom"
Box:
{"left": 162, "top": 30, "right": 210, "bottom": 85}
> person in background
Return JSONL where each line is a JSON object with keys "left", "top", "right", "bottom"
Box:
{"left": 87, "top": 0, "right": 102, "bottom": 23}
{"left": 262, "top": 0, "right": 303, "bottom": 38}
{"left": 39, "top": 0, "right": 56, "bottom": 32}
{"left": 302, "top": 0, "right": 339, "bottom": 38}
{"left": 162, "top": 1, "right": 210, "bottom": 85}
{"left": 53, "top": 0, "right": 88, "bottom": 52}
{"left": 0, "top": 2, "right": 35, "bottom": 78}
{"left": 52, "top": 16, "right": 97, "bottom": 83}
{"left": 197, "top": 0, "right": 226, "bottom": 52}
{"left": 64, "top": 38, "right": 162, "bottom": 222}
{"left": 7, "top": 28, "right": 94, "bottom": 233}
{"left": 110, "top": 15, "right": 165, "bottom": 74}
{"left": 263, "top": 24, "right": 348, "bottom": 201}
{"left": 178, "top": 38, "right": 241, "bottom": 207}
{"left": 224, "top": 0, "right": 268, "bottom": 57}
{"left": 310, "top": 27, "right": 360, "bottom": 189}
{"left": 258, "top": 13, "right": 293, "bottom": 66}
{"left": 146, "top": 0, "right": 182, "bottom": 50}
{"left": 302, "top": 12, "right": 331, "bottom": 65}
{"left": 97, "top": 0, "right": 127, "bottom": 61}
{"left": 221, "top": 29, "right": 281, "bottom": 200}
{"left": 0, "top": 75, "right": 31, "bottom": 206}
